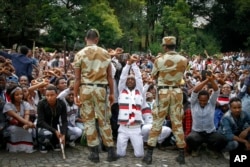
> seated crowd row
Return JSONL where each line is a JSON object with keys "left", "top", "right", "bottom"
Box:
{"left": 0, "top": 47, "right": 249, "bottom": 161}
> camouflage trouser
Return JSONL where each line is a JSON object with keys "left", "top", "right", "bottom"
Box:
{"left": 79, "top": 85, "right": 114, "bottom": 147}
{"left": 147, "top": 87, "right": 186, "bottom": 148}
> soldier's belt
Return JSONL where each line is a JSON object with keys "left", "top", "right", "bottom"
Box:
{"left": 158, "top": 85, "right": 179, "bottom": 89}
{"left": 122, "top": 125, "right": 141, "bottom": 129}
{"left": 81, "top": 83, "right": 107, "bottom": 88}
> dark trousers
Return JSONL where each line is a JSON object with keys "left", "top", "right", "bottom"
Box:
{"left": 110, "top": 103, "right": 119, "bottom": 140}
{"left": 186, "top": 131, "right": 227, "bottom": 152}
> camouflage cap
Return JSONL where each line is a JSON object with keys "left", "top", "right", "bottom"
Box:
{"left": 162, "top": 36, "right": 176, "bottom": 46}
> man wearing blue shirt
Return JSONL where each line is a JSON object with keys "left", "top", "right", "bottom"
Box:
{"left": 218, "top": 97, "right": 250, "bottom": 159}
{"left": 186, "top": 74, "right": 227, "bottom": 158}
{"left": 0, "top": 46, "right": 33, "bottom": 81}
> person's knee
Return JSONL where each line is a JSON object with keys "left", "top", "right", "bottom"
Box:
{"left": 76, "top": 128, "right": 83, "bottom": 138}
{"left": 117, "top": 148, "right": 126, "bottom": 157}
{"left": 38, "top": 133, "right": 52, "bottom": 144}
{"left": 134, "top": 151, "right": 144, "bottom": 158}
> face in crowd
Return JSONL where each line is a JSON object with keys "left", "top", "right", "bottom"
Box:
{"left": 19, "top": 76, "right": 29, "bottom": 87}
{"left": 221, "top": 84, "right": 232, "bottom": 96}
{"left": 198, "top": 90, "right": 210, "bottom": 108}
{"left": 126, "top": 75, "right": 136, "bottom": 90}
{"left": 65, "top": 89, "right": 74, "bottom": 105}
{"left": 45, "top": 87, "right": 58, "bottom": 106}
{"left": 56, "top": 78, "right": 67, "bottom": 92}
{"left": 12, "top": 87, "right": 23, "bottom": 103}
{"left": 230, "top": 99, "right": 242, "bottom": 118}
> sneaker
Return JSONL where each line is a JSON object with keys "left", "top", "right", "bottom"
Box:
{"left": 69, "top": 141, "right": 75, "bottom": 147}
{"left": 26, "top": 149, "right": 37, "bottom": 153}
{"left": 222, "top": 151, "right": 230, "bottom": 160}
{"left": 53, "top": 144, "right": 61, "bottom": 152}
{"left": 39, "top": 145, "right": 48, "bottom": 153}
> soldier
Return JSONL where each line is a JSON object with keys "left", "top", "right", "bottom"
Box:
{"left": 73, "top": 29, "right": 118, "bottom": 163}
{"left": 142, "top": 36, "right": 188, "bottom": 164}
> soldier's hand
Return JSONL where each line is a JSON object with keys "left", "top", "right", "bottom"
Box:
{"left": 109, "top": 94, "right": 115, "bottom": 106}
{"left": 74, "top": 96, "right": 82, "bottom": 107}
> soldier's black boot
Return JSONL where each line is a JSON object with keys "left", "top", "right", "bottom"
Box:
{"left": 107, "top": 147, "right": 119, "bottom": 162}
{"left": 88, "top": 146, "right": 100, "bottom": 163}
{"left": 142, "top": 146, "right": 154, "bottom": 165}
{"left": 176, "top": 148, "right": 185, "bottom": 164}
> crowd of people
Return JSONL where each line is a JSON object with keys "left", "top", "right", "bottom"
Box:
{"left": 0, "top": 29, "right": 250, "bottom": 165}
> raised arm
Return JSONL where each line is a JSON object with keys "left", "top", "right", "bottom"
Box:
{"left": 0, "top": 51, "right": 13, "bottom": 59}
{"left": 131, "top": 63, "right": 143, "bottom": 93}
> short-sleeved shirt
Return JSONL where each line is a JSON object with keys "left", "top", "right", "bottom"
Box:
{"left": 3, "top": 101, "right": 31, "bottom": 120}
{"left": 73, "top": 44, "right": 111, "bottom": 84}
{"left": 151, "top": 51, "right": 187, "bottom": 86}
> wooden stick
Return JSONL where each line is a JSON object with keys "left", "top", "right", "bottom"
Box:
{"left": 57, "top": 124, "right": 66, "bottom": 159}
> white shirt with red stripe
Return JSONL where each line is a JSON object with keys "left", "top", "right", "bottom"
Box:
{"left": 118, "top": 63, "right": 144, "bottom": 126}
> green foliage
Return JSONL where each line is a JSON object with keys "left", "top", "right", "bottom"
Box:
{"left": 0, "top": 0, "right": 249, "bottom": 53}
{"left": 86, "top": 2, "right": 123, "bottom": 47}
{"left": 148, "top": 42, "right": 162, "bottom": 56}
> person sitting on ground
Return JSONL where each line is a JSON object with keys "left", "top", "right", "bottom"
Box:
{"left": 3, "top": 85, "right": 35, "bottom": 153}
{"left": 214, "top": 95, "right": 230, "bottom": 130}
{"left": 218, "top": 97, "right": 250, "bottom": 160}
{"left": 238, "top": 74, "right": 250, "bottom": 113}
{"left": 37, "top": 85, "right": 68, "bottom": 153}
{"left": 186, "top": 73, "right": 227, "bottom": 158}
{"left": 141, "top": 92, "right": 172, "bottom": 150}
{"left": 57, "top": 79, "right": 83, "bottom": 147}
{"left": 28, "top": 78, "right": 49, "bottom": 106}
{"left": 116, "top": 54, "right": 144, "bottom": 157}
{"left": 55, "top": 77, "right": 67, "bottom": 94}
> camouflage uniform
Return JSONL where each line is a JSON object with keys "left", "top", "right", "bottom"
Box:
{"left": 147, "top": 50, "right": 187, "bottom": 149}
{"left": 74, "top": 44, "right": 114, "bottom": 147}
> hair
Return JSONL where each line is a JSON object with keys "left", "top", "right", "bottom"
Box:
{"left": 20, "top": 46, "right": 29, "bottom": 55}
{"left": 163, "top": 45, "right": 175, "bottom": 50}
{"left": 55, "top": 77, "right": 65, "bottom": 86}
{"left": 198, "top": 90, "right": 210, "bottom": 99}
{"left": 67, "top": 78, "right": 74, "bottom": 87}
{"left": 148, "top": 84, "right": 156, "bottom": 92}
{"left": 46, "top": 85, "right": 58, "bottom": 93}
{"left": 6, "top": 84, "right": 22, "bottom": 103}
{"left": 86, "top": 29, "right": 100, "bottom": 40}
{"left": 229, "top": 97, "right": 241, "bottom": 106}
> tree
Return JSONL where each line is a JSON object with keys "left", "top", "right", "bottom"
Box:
{"left": 0, "top": 0, "right": 123, "bottom": 50}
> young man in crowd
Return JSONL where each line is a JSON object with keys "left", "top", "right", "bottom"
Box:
{"left": 57, "top": 79, "right": 83, "bottom": 147}
{"left": 186, "top": 73, "right": 227, "bottom": 158}
{"left": 37, "top": 85, "right": 68, "bottom": 153}
{"left": 218, "top": 97, "right": 250, "bottom": 160}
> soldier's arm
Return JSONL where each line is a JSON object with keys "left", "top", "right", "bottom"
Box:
{"left": 107, "top": 63, "right": 114, "bottom": 95}
{"left": 74, "top": 68, "right": 81, "bottom": 97}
